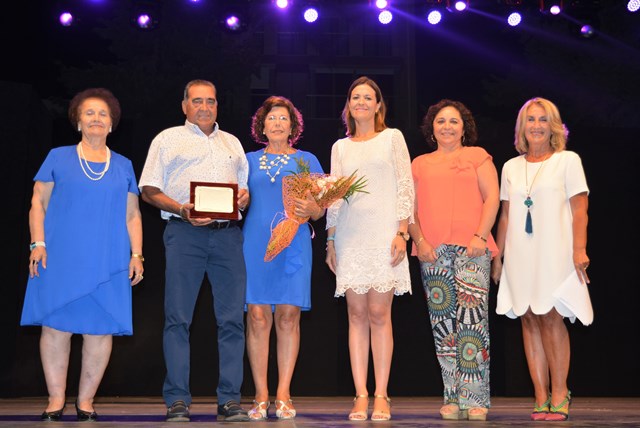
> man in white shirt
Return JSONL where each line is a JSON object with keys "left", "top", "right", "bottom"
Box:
{"left": 139, "top": 79, "right": 250, "bottom": 422}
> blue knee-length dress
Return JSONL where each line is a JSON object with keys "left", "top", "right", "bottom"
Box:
{"left": 243, "top": 149, "right": 323, "bottom": 311}
{"left": 21, "top": 145, "right": 139, "bottom": 335}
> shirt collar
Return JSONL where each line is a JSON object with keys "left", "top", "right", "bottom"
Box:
{"left": 184, "top": 120, "right": 219, "bottom": 137}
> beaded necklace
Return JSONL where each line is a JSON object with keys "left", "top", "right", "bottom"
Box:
{"left": 77, "top": 143, "right": 111, "bottom": 181}
{"left": 259, "top": 149, "right": 291, "bottom": 183}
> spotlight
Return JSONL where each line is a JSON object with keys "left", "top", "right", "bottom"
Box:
{"left": 275, "top": 0, "right": 289, "bottom": 9}
{"left": 628, "top": 0, "right": 640, "bottom": 12}
{"left": 58, "top": 12, "right": 74, "bottom": 27}
{"left": 375, "top": 0, "right": 389, "bottom": 9}
{"left": 303, "top": 7, "right": 319, "bottom": 23}
{"left": 225, "top": 15, "right": 241, "bottom": 30}
{"left": 549, "top": 4, "right": 562, "bottom": 15}
{"left": 378, "top": 9, "right": 393, "bottom": 24}
{"left": 136, "top": 14, "right": 153, "bottom": 29}
{"left": 131, "top": 1, "right": 160, "bottom": 30}
{"left": 427, "top": 10, "right": 442, "bottom": 25}
{"left": 454, "top": 1, "right": 468, "bottom": 12}
{"left": 507, "top": 11, "right": 522, "bottom": 26}
{"left": 580, "top": 24, "right": 594, "bottom": 38}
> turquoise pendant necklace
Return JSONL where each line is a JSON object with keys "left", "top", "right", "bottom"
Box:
{"left": 524, "top": 153, "right": 551, "bottom": 234}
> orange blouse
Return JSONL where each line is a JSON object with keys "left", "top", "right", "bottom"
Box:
{"left": 412, "top": 146, "right": 498, "bottom": 257}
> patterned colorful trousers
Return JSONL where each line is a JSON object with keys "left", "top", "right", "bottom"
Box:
{"left": 420, "top": 244, "right": 491, "bottom": 409}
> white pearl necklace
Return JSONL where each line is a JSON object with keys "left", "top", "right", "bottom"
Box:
{"left": 77, "top": 142, "right": 111, "bottom": 181}
{"left": 259, "top": 150, "right": 290, "bottom": 183}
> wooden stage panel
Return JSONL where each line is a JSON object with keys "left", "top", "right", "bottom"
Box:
{"left": 0, "top": 396, "right": 639, "bottom": 426}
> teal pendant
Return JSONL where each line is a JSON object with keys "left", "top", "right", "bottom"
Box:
{"left": 524, "top": 196, "right": 533, "bottom": 208}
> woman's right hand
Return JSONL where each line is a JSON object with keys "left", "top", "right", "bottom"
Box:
{"left": 491, "top": 257, "right": 502, "bottom": 284}
{"left": 416, "top": 240, "right": 437, "bottom": 264}
{"left": 325, "top": 242, "right": 337, "bottom": 274}
{"left": 29, "top": 247, "right": 47, "bottom": 278}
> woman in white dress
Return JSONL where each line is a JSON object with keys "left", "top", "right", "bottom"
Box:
{"left": 492, "top": 97, "right": 592, "bottom": 422}
{"left": 325, "top": 76, "right": 414, "bottom": 422}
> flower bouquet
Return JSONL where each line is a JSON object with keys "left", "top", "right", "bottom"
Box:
{"left": 264, "top": 157, "right": 367, "bottom": 262}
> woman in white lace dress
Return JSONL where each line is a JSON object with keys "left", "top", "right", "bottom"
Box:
{"left": 325, "top": 76, "right": 414, "bottom": 422}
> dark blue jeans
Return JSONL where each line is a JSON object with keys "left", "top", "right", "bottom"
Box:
{"left": 162, "top": 220, "right": 246, "bottom": 407}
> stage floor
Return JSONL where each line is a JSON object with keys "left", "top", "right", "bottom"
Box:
{"left": 1, "top": 396, "right": 639, "bottom": 427}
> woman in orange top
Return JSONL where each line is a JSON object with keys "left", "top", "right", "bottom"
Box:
{"left": 408, "top": 99, "right": 499, "bottom": 421}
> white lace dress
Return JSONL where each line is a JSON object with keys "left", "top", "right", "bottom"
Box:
{"left": 327, "top": 128, "right": 414, "bottom": 297}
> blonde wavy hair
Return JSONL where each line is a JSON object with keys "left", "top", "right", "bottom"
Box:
{"left": 514, "top": 97, "right": 568, "bottom": 154}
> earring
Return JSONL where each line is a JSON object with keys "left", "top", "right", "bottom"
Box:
{"left": 77, "top": 124, "right": 81, "bottom": 132}
{"left": 430, "top": 134, "right": 436, "bottom": 143}
{"left": 461, "top": 134, "right": 466, "bottom": 143}
{"left": 109, "top": 126, "right": 113, "bottom": 133}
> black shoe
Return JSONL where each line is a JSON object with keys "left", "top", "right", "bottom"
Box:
{"left": 75, "top": 401, "right": 98, "bottom": 422}
{"left": 166, "top": 400, "right": 190, "bottom": 422}
{"left": 217, "top": 400, "right": 249, "bottom": 422}
{"left": 41, "top": 404, "right": 65, "bottom": 421}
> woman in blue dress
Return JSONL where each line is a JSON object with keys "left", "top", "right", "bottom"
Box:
{"left": 22, "top": 88, "right": 143, "bottom": 421}
{"left": 243, "top": 96, "right": 324, "bottom": 420}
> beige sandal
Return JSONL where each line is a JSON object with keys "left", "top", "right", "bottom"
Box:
{"left": 468, "top": 407, "right": 488, "bottom": 421}
{"left": 371, "top": 395, "right": 391, "bottom": 421}
{"left": 440, "top": 404, "right": 467, "bottom": 420}
{"left": 348, "top": 395, "right": 369, "bottom": 421}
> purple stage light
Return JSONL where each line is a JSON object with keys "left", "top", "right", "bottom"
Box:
{"left": 226, "top": 15, "right": 241, "bottom": 30}
{"left": 580, "top": 24, "right": 594, "bottom": 38}
{"left": 628, "top": 0, "right": 640, "bottom": 12}
{"left": 59, "top": 12, "right": 73, "bottom": 27}
{"left": 375, "top": 0, "right": 388, "bottom": 9}
{"left": 378, "top": 10, "right": 393, "bottom": 24}
{"left": 454, "top": 1, "right": 467, "bottom": 12}
{"left": 549, "top": 5, "right": 561, "bottom": 15}
{"left": 303, "top": 8, "right": 318, "bottom": 23}
{"left": 507, "top": 12, "right": 522, "bottom": 27}
{"left": 427, "top": 10, "right": 442, "bottom": 25}
{"left": 276, "top": 0, "right": 289, "bottom": 9}
{"left": 137, "top": 14, "right": 152, "bottom": 29}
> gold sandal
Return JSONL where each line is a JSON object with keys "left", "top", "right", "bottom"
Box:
{"left": 371, "top": 395, "right": 391, "bottom": 421}
{"left": 348, "top": 395, "right": 369, "bottom": 421}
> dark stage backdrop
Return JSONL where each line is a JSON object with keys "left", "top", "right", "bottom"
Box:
{"left": 1, "top": 0, "right": 639, "bottom": 399}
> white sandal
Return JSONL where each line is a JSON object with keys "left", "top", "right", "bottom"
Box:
{"left": 248, "top": 400, "right": 269, "bottom": 421}
{"left": 275, "top": 399, "right": 296, "bottom": 420}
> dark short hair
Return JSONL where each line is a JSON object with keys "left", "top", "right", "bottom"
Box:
{"left": 68, "top": 88, "right": 121, "bottom": 130}
{"left": 421, "top": 99, "right": 477, "bottom": 148}
{"left": 341, "top": 76, "right": 387, "bottom": 137}
{"left": 183, "top": 79, "right": 216, "bottom": 101}
{"left": 251, "top": 96, "right": 304, "bottom": 146}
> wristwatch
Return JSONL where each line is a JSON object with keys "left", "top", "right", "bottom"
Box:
{"left": 396, "top": 231, "right": 410, "bottom": 241}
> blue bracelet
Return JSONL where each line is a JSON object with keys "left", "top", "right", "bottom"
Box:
{"left": 326, "top": 236, "right": 335, "bottom": 242}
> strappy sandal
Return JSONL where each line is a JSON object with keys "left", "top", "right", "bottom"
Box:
{"left": 348, "top": 395, "right": 369, "bottom": 421}
{"left": 531, "top": 395, "right": 551, "bottom": 421}
{"left": 248, "top": 400, "right": 270, "bottom": 421}
{"left": 546, "top": 390, "right": 572, "bottom": 421}
{"left": 371, "top": 395, "right": 391, "bottom": 421}
{"left": 275, "top": 399, "right": 296, "bottom": 420}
